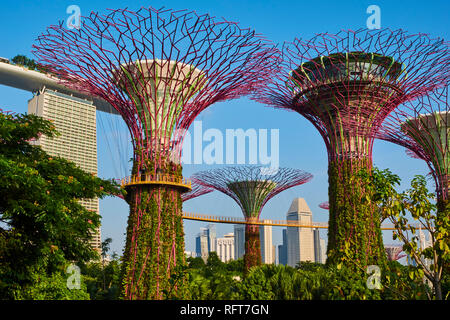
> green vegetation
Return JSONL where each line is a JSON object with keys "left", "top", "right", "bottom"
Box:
{"left": 360, "top": 167, "right": 450, "bottom": 300}
{"left": 0, "top": 111, "right": 120, "bottom": 299}
{"left": 119, "top": 157, "right": 186, "bottom": 299}
{"left": 10, "top": 54, "right": 49, "bottom": 73}
{"left": 327, "top": 159, "right": 386, "bottom": 270}
{"left": 0, "top": 111, "right": 447, "bottom": 300}
{"left": 182, "top": 255, "right": 433, "bottom": 300}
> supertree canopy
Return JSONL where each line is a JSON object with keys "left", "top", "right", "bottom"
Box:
{"left": 384, "top": 245, "right": 406, "bottom": 262}
{"left": 191, "top": 166, "right": 313, "bottom": 273}
{"left": 254, "top": 28, "right": 450, "bottom": 269}
{"left": 378, "top": 86, "right": 449, "bottom": 214}
{"left": 33, "top": 7, "right": 275, "bottom": 299}
{"left": 319, "top": 201, "right": 329, "bottom": 210}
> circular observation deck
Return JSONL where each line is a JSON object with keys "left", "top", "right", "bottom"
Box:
{"left": 288, "top": 51, "right": 405, "bottom": 107}
{"left": 120, "top": 173, "right": 192, "bottom": 193}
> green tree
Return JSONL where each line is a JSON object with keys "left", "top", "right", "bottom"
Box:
{"left": 361, "top": 167, "right": 450, "bottom": 300}
{"left": 0, "top": 112, "right": 121, "bottom": 299}
{"left": 101, "top": 237, "right": 113, "bottom": 290}
{"left": 11, "top": 54, "right": 29, "bottom": 66}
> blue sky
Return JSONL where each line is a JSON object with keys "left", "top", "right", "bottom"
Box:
{"left": 0, "top": 0, "right": 449, "bottom": 256}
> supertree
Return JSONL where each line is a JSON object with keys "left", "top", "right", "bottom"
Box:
{"left": 254, "top": 28, "right": 450, "bottom": 269}
{"left": 32, "top": 7, "right": 275, "bottom": 299}
{"left": 191, "top": 165, "right": 313, "bottom": 273}
{"left": 319, "top": 201, "right": 329, "bottom": 210}
{"left": 384, "top": 245, "right": 406, "bottom": 262}
{"left": 378, "top": 86, "right": 449, "bottom": 215}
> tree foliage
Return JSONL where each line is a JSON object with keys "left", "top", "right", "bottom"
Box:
{"left": 0, "top": 111, "right": 121, "bottom": 299}
{"left": 359, "top": 167, "right": 450, "bottom": 300}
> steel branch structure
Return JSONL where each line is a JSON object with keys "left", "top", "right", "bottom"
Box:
{"left": 254, "top": 28, "right": 450, "bottom": 269}
{"left": 384, "top": 245, "right": 406, "bottom": 262}
{"left": 181, "top": 180, "right": 213, "bottom": 202}
{"left": 319, "top": 201, "right": 329, "bottom": 210}
{"left": 192, "top": 165, "right": 312, "bottom": 273}
{"left": 32, "top": 7, "right": 275, "bottom": 299}
{"left": 378, "top": 86, "right": 449, "bottom": 214}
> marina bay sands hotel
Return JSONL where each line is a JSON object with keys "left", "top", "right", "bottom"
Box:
{"left": 0, "top": 59, "right": 118, "bottom": 252}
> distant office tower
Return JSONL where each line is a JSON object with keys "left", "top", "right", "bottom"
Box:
{"left": 313, "top": 228, "right": 327, "bottom": 264}
{"left": 278, "top": 229, "right": 288, "bottom": 265}
{"left": 234, "top": 224, "right": 245, "bottom": 260}
{"left": 206, "top": 224, "right": 216, "bottom": 253}
{"left": 28, "top": 88, "right": 101, "bottom": 252}
{"left": 184, "top": 251, "right": 196, "bottom": 259}
{"left": 195, "top": 227, "right": 209, "bottom": 261}
{"left": 320, "top": 238, "right": 326, "bottom": 264}
{"left": 407, "top": 228, "right": 433, "bottom": 267}
{"left": 216, "top": 233, "right": 235, "bottom": 262}
{"left": 286, "top": 198, "right": 315, "bottom": 267}
{"left": 272, "top": 245, "right": 276, "bottom": 264}
{"left": 260, "top": 220, "right": 274, "bottom": 264}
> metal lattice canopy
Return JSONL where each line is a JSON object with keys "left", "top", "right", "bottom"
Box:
{"left": 32, "top": 7, "right": 277, "bottom": 171}
{"left": 254, "top": 28, "right": 450, "bottom": 161}
{"left": 191, "top": 166, "right": 313, "bottom": 219}
{"left": 378, "top": 85, "right": 450, "bottom": 202}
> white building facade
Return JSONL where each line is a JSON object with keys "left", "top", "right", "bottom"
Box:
{"left": 286, "top": 198, "right": 315, "bottom": 267}
{"left": 216, "top": 233, "right": 235, "bottom": 262}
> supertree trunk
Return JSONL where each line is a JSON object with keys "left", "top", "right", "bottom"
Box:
{"left": 327, "top": 157, "right": 385, "bottom": 268}
{"left": 120, "top": 159, "right": 186, "bottom": 299}
{"left": 244, "top": 218, "right": 262, "bottom": 273}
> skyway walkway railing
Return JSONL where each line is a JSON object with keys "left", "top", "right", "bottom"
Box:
{"left": 182, "top": 212, "right": 421, "bottom": 230}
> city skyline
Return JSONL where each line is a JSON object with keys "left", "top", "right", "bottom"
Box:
{"left": 193, "top": 197, "right": 328, "bottom": 266}
{"left": 0, "top": 0, "right": 448, "bottom": 256}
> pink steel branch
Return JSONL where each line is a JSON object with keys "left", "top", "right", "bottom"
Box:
{"left": 181, "top": 181, "right": 213, "bottom": 202}
{"left": 319, "top": 201, "right": 329, "bottom": 210}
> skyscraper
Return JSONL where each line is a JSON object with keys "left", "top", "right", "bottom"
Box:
{"left": 313, "top": 228, "right": 327, "bottom": 264}
{"left": 234, "top": 224, "right": 245, "bottom": 260}
{"left": 28, "top": 88, "right": 101, "bottom": 252}
{"left": 206, "top": 224, "right": 216, "bottom": 253}
{"left": 260, "top": 220, "right": 274, "bottom": 264}
{"left": 278, "top": 229, "right": 288, "bottom": 265}
{"left": 195, "top": 227, "right": 209, "bottom": 261}
{"left": 320, "top": 238, "right": 326, "bottom": 264}
{"left": 216, "top": 233, "right": 235, "bottom": 262}
{"left": 286, "top": 198, "right": 315, "bottom": 267}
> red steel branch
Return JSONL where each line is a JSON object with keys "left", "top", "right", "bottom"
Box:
{"left": 181, "top": 180, "right": 213, "bottom": 202}
{"left": 253, "top": 28, "right": 450, "bottom": 267}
